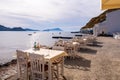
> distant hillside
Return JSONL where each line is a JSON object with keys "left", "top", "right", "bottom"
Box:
{"left": 24, "top": 28, "right": 39, "bottom": 31}
{"left": 0, "top": 25, "right": 39, "bottom": 31}
{"left": 0, "top": 25, "right": 11, "bottom": 31}
{"left": 10, "top": 27, "right": 26, "bottom": 31}
{"left": 81, "top": 9, "right": 120, "bottom": 29}
{"left": 43, "top": 28, "right": 62, "bottom": 31}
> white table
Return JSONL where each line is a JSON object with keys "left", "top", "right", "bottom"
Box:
{"left": 24, "top": 48, "right": 68, "bottom": 80}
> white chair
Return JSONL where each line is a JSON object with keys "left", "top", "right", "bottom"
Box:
{"left": 16, "top": 50, "right": 29, "bottom": 80}
{"left": 29, "top": 53, "right": 47, "bottom": 80}
{"left": 52, "top": 46, "right": 65, "bottom": 51}
{"left": 64, "top": 42, "right": 75, "bottom": 56}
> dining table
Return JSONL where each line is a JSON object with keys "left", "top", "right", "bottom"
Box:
{"left": 23, "top": 48, "right": 68, "bottom": 80}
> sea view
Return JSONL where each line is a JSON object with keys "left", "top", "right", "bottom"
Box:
{"left": 1, "top": 0, "right": 120, "bottom": 80}
{"left": 0, "top": 31, "right": 76, "bottom": 64}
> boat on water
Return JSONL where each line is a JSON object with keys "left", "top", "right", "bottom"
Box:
{"left": 52, "top": 36, "right": 73, "bottom": 39}
{"left": 71, "top": 31, "right": 80, "bottom": 33}
{"left": 75, "top": 34, "right": 82, "bottom": 36}
{"left": 28, "top": 34, "right": 32, "bottom": 36}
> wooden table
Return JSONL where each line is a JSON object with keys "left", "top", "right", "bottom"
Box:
{"left": 24, "top": 48, "right": 68, "bottom": 80}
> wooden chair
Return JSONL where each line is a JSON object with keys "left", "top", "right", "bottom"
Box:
{"left": 52, "top": 46, "right": 65, "bottom": 51}
{"left": 29, "top": 53, "right": 47, "bottom": 80}
{"left": 16, "top": 50, "right": 29, "bottom": 80}
{"left": 64, "top": 42, "right": 74, "bottom": 56}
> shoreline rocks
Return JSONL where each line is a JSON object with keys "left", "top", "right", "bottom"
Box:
{"left": 0, "top": 59, "right": 17, "bottom": 68}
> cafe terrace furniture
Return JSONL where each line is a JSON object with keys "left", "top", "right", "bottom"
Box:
{"left": 24, "top": 48, "right": 68, "bottom": 80}
{"left": 52, "top": 46, "right": 65, "bottom": 51}
{"left": 29, "top": 53, "right": 47, "bottom": 80}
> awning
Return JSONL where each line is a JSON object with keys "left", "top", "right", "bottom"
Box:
{"left": 102, "top": 0, "right": 120, "bottom": 10}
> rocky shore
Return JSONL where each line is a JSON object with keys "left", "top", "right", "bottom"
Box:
{"left": 0, "top": 59, "right": 17, "bottom": 80}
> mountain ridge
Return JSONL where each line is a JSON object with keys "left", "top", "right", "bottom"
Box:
{"left": 0, "top": 25, "right": 39, "bottom": 31}
{"left": 43, "top": 28, "right": 62, "bottom": 31}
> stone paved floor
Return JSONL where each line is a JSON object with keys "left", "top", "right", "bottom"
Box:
{"left": 1, "top": 37, "right": 120, "bottom": 80}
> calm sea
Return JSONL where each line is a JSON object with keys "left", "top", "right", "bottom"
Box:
{"left": 0, "top": 31, "right": 76, "bottom": 64}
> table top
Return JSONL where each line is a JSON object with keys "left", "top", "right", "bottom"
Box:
{"left": 24, "top": 48, "right": 68, "bottom": 62}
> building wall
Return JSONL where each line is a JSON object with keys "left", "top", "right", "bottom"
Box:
{"left": 106, "top": 10, "right": 120, "bottom": 34}
{"left": 93, "top": 10, "right": 120, "bottom": 35}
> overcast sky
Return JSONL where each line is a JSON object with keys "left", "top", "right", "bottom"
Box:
{"left": 0, "top": 0, "right": 103, "bottom": 31}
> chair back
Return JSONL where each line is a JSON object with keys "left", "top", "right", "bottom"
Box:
{"left": 29, "top": 53, "right": 45, "bottom": 80}
{"left": 16, "top": 50, "right": 28, "bottom": 80}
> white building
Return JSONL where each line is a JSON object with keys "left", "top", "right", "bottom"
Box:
{"left": 93, "top": 9, "right": 120, "bottom": 36}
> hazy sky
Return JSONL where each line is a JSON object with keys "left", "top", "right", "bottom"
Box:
{"left": 0, "top": 0, "right": 103, "bottom": 31}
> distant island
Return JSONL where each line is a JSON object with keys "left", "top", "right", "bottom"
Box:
{"left": 43, "top": 28, "right": 62, "bottom": 31}
{"left": 0, "top": 25, "right": 39, "bottom": 31}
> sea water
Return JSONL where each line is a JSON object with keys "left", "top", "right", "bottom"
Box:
{"left": 0, "top": 31, "right": 78, "bottom": 64}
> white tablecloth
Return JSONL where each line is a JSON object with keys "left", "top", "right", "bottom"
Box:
{"left": 24, "top": 48, "right": 67, "bottom": 62}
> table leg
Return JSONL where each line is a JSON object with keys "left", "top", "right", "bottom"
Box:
{"left": 57, "top": 64, "right": 59, "bottom": 80}
{"left": 48, "top": 61, "right": 52, "bottom": 80}
{"left": 17, "top": 61, "right": 20, "bottom": 79}
{"left": 61, "top": 57, "right": 64, "bottom": 76}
